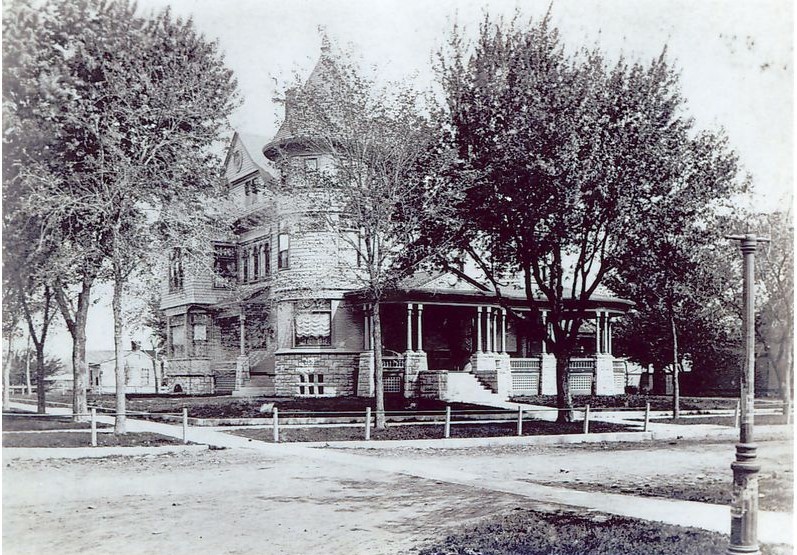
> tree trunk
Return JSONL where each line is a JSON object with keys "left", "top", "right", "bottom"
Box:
{"left": 3, "top": 329, "right": 13, "bottom": 412}
{"left": 372, "top": 301, "right": 386, "bottom": 429}
{"left": 113, "top": 272, "right": 127, "bottom": 434}
{"left": 36, "top": 349, "right": 46, "bottom": 414}
{"left": 71, "top": 303, "right": 90, "bottom": 421}
{"left": 25, "top": 333, "right": 32, "bottom": 395}
{"left": 670, "top": 314, "right": 680, "bottom": 419}
{"left": 555, "top": 352, "right": 574, "bottom": 423}
{"left": 54, "top": 275, "right": 93, "bottom": 422}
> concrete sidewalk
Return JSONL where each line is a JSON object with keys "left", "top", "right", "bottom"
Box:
{"left": 7, "top": 401, "right": 793, "bottom": 546}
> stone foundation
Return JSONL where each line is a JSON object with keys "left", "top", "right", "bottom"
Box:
{"left": 594, "top": 354, "right": 616, "bottom": 395}
{"left": 357, "top": 351, "right": 375, "bottom": 397}
{"left": 163, "top": 374, "right": 214, "bottom": 395}
{"left": 418, "top": 370, "right": 448, "bottom": 399}
{"left": 274, "top": 352, "right": 358, "bottom": 396}
{"left": 404, "top": 351, "right": 428, "bottom": 398}
{"left": 540, "top": 353, "right": 557, "bottom": 395}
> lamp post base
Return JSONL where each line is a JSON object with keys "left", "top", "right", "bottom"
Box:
{"left": 726, "top": 443, "right": 760, "bottom": 555}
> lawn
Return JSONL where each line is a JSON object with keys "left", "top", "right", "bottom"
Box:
{"left": 511, "top": 394, "right": 786, "bottom": 412}
{"left": 2, "top": 413, "right": 112, "bottom": 431}
{"left": 646, "top": 414, "right": 791, "bottom": 426}
{"left": 228, "top": 419, "right": 633, "bottom": 443}
{"left": 416, "top": 507, "right": 791, "bottom": 555}
{"left": 45, "top": 395, "right": 497, "bottom": 419}
{"left": 533, "top": 469, "right": 793, "bottom": 513}
{"left": 2, "top": 431, "right": 185, "bottom": 448}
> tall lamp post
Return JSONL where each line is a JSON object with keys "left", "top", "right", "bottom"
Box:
{"left": 725, "top": 233, "right": 769, "bottom": 555}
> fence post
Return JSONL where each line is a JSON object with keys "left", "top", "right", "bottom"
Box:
{"left": 444, "top": 405, "right": 451, "bottom": 439}
{"left": 734, "top": 399, "right": 740, "bottom": 428}
{"left": 182, "top": 408, "right": 188, "bottom": 444}
{"left": 644, "top": 401, "right": 650, "bottom": 432}
{"left": 272, "top": 407, "right": 279, "bottom": 443}
{"left": 365, "top": 407, "right": 371, "bottom": 441}
{"left": 517, "top": 406, "right": 523, "bottom": 436}
{"left": 583, "top": 405, "right": 590, "bottom": 434}
{"left": 90, "top": 408, "right": 97, "bottom": 447}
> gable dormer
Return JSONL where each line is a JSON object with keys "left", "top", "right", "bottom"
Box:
{"left": 224, "top": 131, "right": 279, "bottom": 210}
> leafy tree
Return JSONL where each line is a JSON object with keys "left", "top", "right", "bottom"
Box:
{"left": 3, "top": 0, "right": 238, "bottom": 431}
{"left": 275, "top": 40, "right": 458, "bottom": 428}
{"left": 434, "top": 13, "right": 742, "bottom": 421}
{"left": 605, "top": 134, "right": 741, "bottom": 416}
{"left": 754, "top": 211, "right": 793, "bottom": 412}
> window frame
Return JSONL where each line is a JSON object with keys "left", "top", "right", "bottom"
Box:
{"left": 293, "top": 299, "right": 332, "bottom": 348}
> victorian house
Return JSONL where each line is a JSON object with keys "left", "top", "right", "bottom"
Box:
{"left": 160, "top": 49, "right": 632, "bottom": 400}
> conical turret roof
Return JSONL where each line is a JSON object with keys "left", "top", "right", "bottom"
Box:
{"left": 263, "top": 39, "right": 345, "bottom": 159}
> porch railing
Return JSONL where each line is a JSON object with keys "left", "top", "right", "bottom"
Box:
{"left": 382, "top": 356, "right": 405, "bottom": 371}
{"left": 510, "top": 358, "right": 542, "bottom": 370}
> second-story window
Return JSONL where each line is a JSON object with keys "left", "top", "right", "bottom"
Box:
{"left": 213, "top": 245, "right": 237, "bottom": 288}
{"left": 169, "top": 248, "right": 184, "bottom": 292}
{"left": 278, "top": 232, "right": 290, "bottom": 270}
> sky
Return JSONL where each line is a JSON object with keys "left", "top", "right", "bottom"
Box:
{"left": 36, "top": 0, "right": 793, "bottom": 362}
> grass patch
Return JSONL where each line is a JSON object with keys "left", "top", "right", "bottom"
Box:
{"left": 534, "top": 468, "right": 793, "bottom": 513}
{"left": 510, "top": 394, "right": 785, "bottom": 411}
{"left": 646, "top": 414, "right": 791, "bottom": 426}
{"left": 416, "top": 507, "right": 790, "bottom": 555}
{"left": 2, "top": 431, "right": 185, "bottom": 448}
{"left": 2, "top": 413, "right": 112, "bottom": 431}
{"left": 75, "top": 395, "right": 494, "bottom": 419}
{"left": 228, "top": 419, "right": 633, "bottom": 443}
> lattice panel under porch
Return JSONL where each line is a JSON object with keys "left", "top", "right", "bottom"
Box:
{"left": 512, "top": 372, "right": 539, "bottom": 394}
{"left": 569, "top": 373, "right": 593, "bottom": 394}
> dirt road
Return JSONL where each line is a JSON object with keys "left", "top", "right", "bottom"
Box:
{"left": 3, "top": 438, "right": 792, "bottom": 555}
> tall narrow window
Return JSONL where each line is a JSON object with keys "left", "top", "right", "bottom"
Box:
{"left": 252, "top": 245, "right": 260, "bottom": 279}
{"left": 169, "top": 315, "right": 186, "bottom": 358}
{"left": 191, "top": 313, "right": 209, "bottom": 357}
{"left": 242, "top": 248, "right": 249, "bottom": 283}
{"left": 278, "top": 233, "right": 290, "bottom": 270}
{"left": 169, "top": 248, "right": 184, "bottom": 292}
{"left": 263, "top": 242, "right": 271, "bottom": 275}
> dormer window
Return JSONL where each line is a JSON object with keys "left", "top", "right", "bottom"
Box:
{"left": 241, "top": 176, "right": 261, "bottom": 205}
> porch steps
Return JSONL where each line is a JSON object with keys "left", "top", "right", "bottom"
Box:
{"left": 444, "top": 372, "right": 556, "bottom": 421}
{"left": 444, "top": 372, "right": 507, "bottom": 404}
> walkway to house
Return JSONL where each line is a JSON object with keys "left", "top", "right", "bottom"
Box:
{"left": 6, "top": 401, "right": 793, "bottom": 547}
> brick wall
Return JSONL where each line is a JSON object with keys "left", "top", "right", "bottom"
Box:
{"left": 274, "top": 352, "right": 358, "bottom": 396}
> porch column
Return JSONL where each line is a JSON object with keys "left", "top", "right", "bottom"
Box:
{"left": 476, "top": 306, "right": 483, "bottom": 352}
{"left": 417, "top": 303, "right": 424, "bottom": 352}
{"left": 239, "top": 309, "right": 246, "bottom": 356}
{"left": 501, "top": 308, "right": 507, "bottom": 354}
{"left": 406, "top": 304, "right": 413, "bottom": 352}
{"left": 595, "top": 310, "right": 601, "bottom": 354}
{"left": 485, "top": 308, "right": 492, "bottom": 352}
{"left": 607, "top": 316, "right": 613, "bottom": 355}
{"left": 541, "top": 310, "right": 548, "bottom": 354}
{"left": 363, "top": 305, "right": 370, "bottom": 350}
{"left": 490, "top": 307, "right": 498, "bottom": 353}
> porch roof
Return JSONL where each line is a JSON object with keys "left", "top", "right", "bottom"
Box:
{"left": 344, "top": 271, "right": 633, "bottom": 314}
